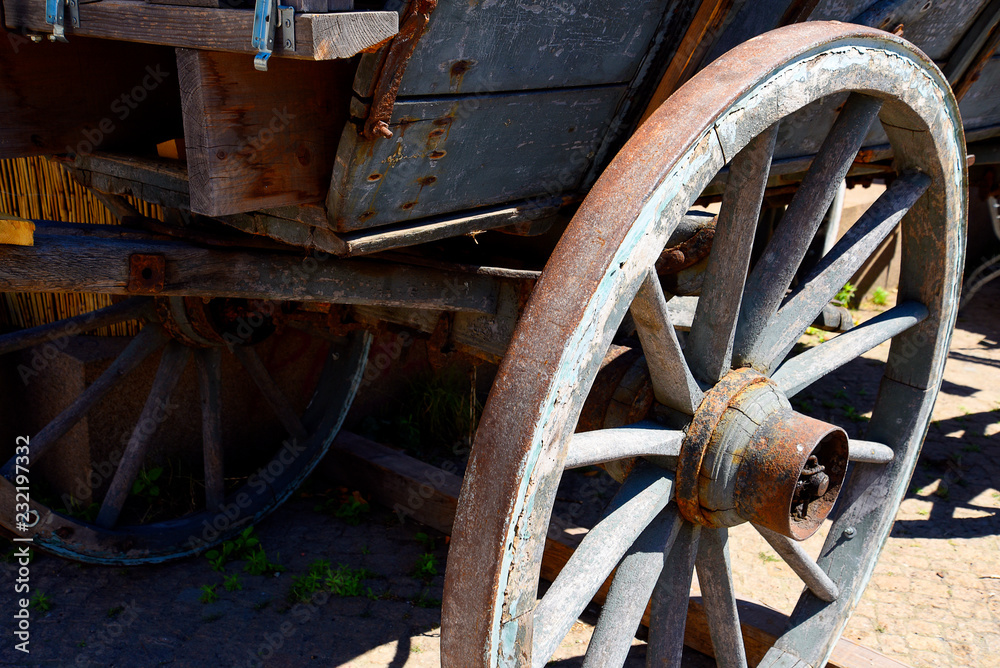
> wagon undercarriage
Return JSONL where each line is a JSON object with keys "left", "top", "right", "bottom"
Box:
{"left": 1, "top": 0, "right": 997, "bottom": 665}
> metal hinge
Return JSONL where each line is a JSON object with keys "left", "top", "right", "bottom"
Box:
{"left": 44, "top": 0, "right": 79, "bottom": 42}
{"left": 252, "top": 0, "right": 295, "bottom": 72}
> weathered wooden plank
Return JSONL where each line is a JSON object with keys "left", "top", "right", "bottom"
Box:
{"left": 318, "top": 430, "right": 462, "bottom": 535}
{"left": 2, "top": 0, "right": 398, "bottom": 61}
{"left": 337, "top": 199, "right": 563, "bottom": 256}
{"left": 958, "top": 56, "right": 1000, "bottom": 132}
{"left": 177, "top": 49, "right": 355, "bottom": 216}
{"left": 328, "top": 86, "right": 624, "bottom": 231}
{"left": 0, "top": 222, "right": 502, "bottom": 313}
{"left": 0, "top": 37, "right": 182, "bottom": 160}
{"left": 353, "top": 0, "right": 668, "bottom": 98}
{"left": 320, "top": 430, "right": 907, "bottom": 668}
{"left": 813, "top": 0, "right": 985, "bottom": 61}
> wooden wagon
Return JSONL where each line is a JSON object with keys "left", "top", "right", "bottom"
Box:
{"left": 1, "top": 0, "right": 996, "bottom": 664}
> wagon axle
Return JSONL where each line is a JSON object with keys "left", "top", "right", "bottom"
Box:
{"left": 676, "top": 367, "right": 849, "bottom": 540}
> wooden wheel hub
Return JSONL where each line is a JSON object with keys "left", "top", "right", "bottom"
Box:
{"left": 676, "top": 368, "right": 848, "bottom": 539}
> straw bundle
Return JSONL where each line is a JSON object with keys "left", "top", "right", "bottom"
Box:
{"left": 0, "top": 156, "right": 164, "bottom": 337}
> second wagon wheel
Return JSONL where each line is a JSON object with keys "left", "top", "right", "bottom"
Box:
{"left": 0, "top": 293, "right": 370, "bottom": 564}
{"left": 442, "top": 22, "right": 965, "bottom": 668}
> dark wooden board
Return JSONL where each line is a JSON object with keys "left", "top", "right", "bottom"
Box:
{"left": 328, "top": 85, "right": 624, "bottom": 231}
{"left": 177, "top": 49, "right": 355, "bottom": 216}
{"left": 2, "top": 0, "right": 397, "bottom": 61}
{"left": 321, "top": 429, "right": 911, "bottom": 668}
{"left": 810, "top": 0, "right": 985, "bottom": 61}
{"left": 353, "top": 0, "right": 669, "bottom": 98}
{"left": 958, "top": 56, "right": 1000, "bottom": 133}
{"left": 0, "top": 37, "right": 182, "bottom": 160}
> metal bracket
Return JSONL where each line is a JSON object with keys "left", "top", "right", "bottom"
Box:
{"left": 252, "top": 0, "right": 295, "bottom": 71}
{"left": 45, "top": 0, "right": 78, "bottom": 42}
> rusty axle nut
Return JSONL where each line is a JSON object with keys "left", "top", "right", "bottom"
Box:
{"left": 733, "top": 410, "right": 848, "bottom": 540}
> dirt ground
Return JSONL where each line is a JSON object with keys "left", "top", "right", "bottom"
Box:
{"left": 1, "top": 280, "right": 998, "bottom": 667}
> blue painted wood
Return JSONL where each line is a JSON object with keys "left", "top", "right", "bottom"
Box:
{"left": 810, "top": 0, "right": 985, "bottom": 61}
{"left": 354, "top": 0, "right": 671, "bottom": 98}
{"left": 328, "top": 85, "right": 624, "bottom": 231}
{"left": 959, "top": 56, "right": 1000, "bottom": 132}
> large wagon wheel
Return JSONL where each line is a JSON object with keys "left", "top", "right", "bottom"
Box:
{"left": 0, "top": 295, "right": 370, "bottom": 564}
{"left": 442, "top": 22, "right": 965, "bottom": 668}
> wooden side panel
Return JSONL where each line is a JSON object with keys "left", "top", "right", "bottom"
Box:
{"left": 0, "top": 37, "right": 182, "bottom": 160}
{"left": 810, "top": 0, "right": 986, "bottom": 61}
{"left": 353, "top": 0, "right": 669, "bottom": 97}
{"left": 958, "top": 56, "right": 1000, "bottom": 133}
{"left": 328, "top": 86, "right": 624, "bottom": 231}
{"left": 177, "top": 49, "right": 355, "bottom": 216}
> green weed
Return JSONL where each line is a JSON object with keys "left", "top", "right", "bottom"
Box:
{"left": 757, "top": 551, "right": 780, "bottom": 564}
{"left": 244, "top": 547, "right": 285, "bottom": 576}
{"left": 413, "top": 553, "right": 438, "bottom": 580}
{"left": 411, "top": 588, "right": 441, "bottom": 609}
{"left": 871, "top": 287, "right": 889, "bottom": 306}
{"left": 199, "top": 584, "right": 218, "bottom": 604}
{"left": 30, "top": 591, "right": 51, "bottom": 612}
{"left": 223, "top": 574, "right": 243, "bottom": 592}
{"left": 835, "top": 282, "right": 857, "bottom": 306}
{"left": 205, "top": 527, "right": 260, "bottom": 572}
{"left": 131, "top": 466, "right": 163, "bottom": 499}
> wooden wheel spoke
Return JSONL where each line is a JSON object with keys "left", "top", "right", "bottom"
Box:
{"left": 647, "top": 521, "right": 700, "bottom": 665}
{"left": 583, "top": 505, "right": 683, "bottom": 668}
{"left": 695, "top": 527, "right": 748, "bottom": 668}
{"left": 630, "top": 270, "right": 704, "bottom": 414}
{"left": 687, "top": 124, "right": 779, "bottom": 384}
{"left": 0, "top": 297, "right": 150, "bottom": 356}
{"left": 1, "top": 325, "right": 168, "bottom": 478}
{"left": 96, "top": 342, "right": 192, "bottom": 528}
{"left": 232, "top": 345, "right": 308, "bottom": 440}
{"left": 755, "top": 171, "right": 931, "bottom": 369}
{"left": 531, "top": 464, "right": 674, "bottom": 665}
{"left": 564, "top": 422, "right": 683, "bottom": 470}
{"left": 734, "top": 94, "right": 883, "bottom": 365}
{"left": 771, "top": 301, "right": 929, "bottom": 397}
{"left": 849, "top": 439, "right": 894, "bottom": 463}
{"left": 755, "top": 525, "right": 839, "bottom": 603}
{"left": 197, "top": 347, "right": 224, "bottom": 510}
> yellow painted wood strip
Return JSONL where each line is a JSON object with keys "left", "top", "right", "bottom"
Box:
{"left": 0, "top": 214, "right": 34, "bottom": 246}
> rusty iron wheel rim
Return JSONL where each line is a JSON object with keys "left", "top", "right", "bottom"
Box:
{"left": 0, "top": 299, "right": 371, "bottom": 564}
{"left": 443, "top": 21, "right": 965, "bottom": 668}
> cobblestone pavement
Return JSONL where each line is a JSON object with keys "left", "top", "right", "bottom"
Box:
{"left": 1, "top": 287, "right": 998, "bottom": 667}
{"left": 728, "top": 279, "right": 1000, "bottom": 668}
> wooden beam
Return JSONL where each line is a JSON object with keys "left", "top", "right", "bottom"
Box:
{"left": 2, "top": 0, "right": 397, "bottom": 61}
{"left": 177, "top": 48, "right": 354, "bottom": 216}
{"left": 0, "top": 221, "right": 502, "bottom": 313}
{"left": 322, "top": 430, "right": 911, "bottom": 668}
